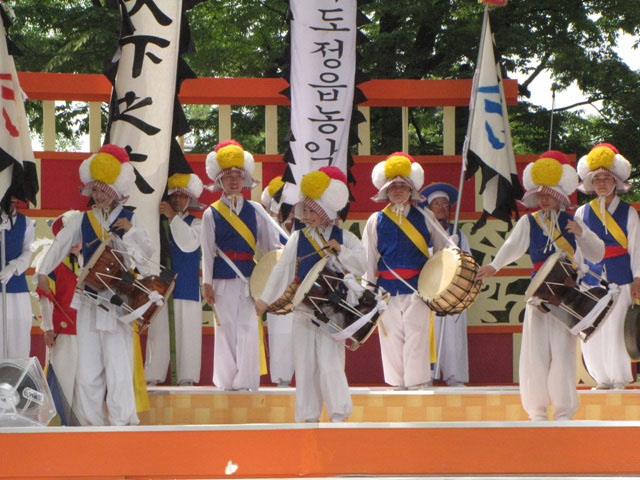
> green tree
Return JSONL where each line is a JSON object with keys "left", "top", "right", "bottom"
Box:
{"left": 6, "top": 0, "right": 640, "bottom": 179}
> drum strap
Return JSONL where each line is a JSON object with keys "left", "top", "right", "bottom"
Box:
{"left": 531, "top": 211, "right": 575, "bottom": 258}
{"left": 86, "top": 210, "right": 110, "bottom": 242}
{"left": 302, "top": 228, "right": 328, "bottom": 258}
{"left": 382, "top": 205, "right": 430, "bottom": 259}
{"left": 211, "top": 200, "right": 256, "bottom": 252}
{"left": 588, "top": 198, "right": 628, "bottom": 249}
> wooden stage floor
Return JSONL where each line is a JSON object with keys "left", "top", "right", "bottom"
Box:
{"left": 3, "top": 386, "right": 640, "bottom": 479}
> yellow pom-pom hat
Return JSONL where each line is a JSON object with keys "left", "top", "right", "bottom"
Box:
{"left": 261, "top": 176, "right": 286, "bottom": 215}
{"left": 205, "top": 140, "right": 258, "bottom": 191}
{"left": 79, "top": 144, "right": 135, "bottom": 201}
{"left": 294, "top": 166, "right": 349, "bottom": 222}
{"left": 371, "top": 152, "right": 425, "bottom": 202}
{"left": 521, "top": 150, "right": 578, "bottom": 208}
{"left": 577, "top": 143, "right": 631, "bottom": 194}
{"left": 168, "top": 172, "right": 204, "bottom": 209}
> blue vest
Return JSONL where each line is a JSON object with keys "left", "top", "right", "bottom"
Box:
{"left": 81, "top": 208, "right": 134, "bottom": 293}
{"left": 3, "top": 213, "right": 28, "bottom": 293}
{"left": 211, "top": 202, "right": 258, "bottom": 279}
{"left": 582, "top": 201, "right": 633, "bottom": 286}
{"left": 376, "top": 206, "right": 431, "bottom": 295}
{"left": 527, "top": 211, "right": 577, "bottom": 279}
{"left": 81, "top": 208, "right": 134, "bottom": 262}
{"left": 296, "top": 227, "right": 343, "bottom": 281}
{"left": 170, "top": 215, "right": 201, "bottom": 301}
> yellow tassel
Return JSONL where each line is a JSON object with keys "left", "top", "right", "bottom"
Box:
{"left": 258, "top": 316, "right": 268, "bottom": 376}
{"left": 133, "top": 325, "right": 150, "bottom": 413}
{"left": 429, "top": 311, "right": 437, "bottom": 364}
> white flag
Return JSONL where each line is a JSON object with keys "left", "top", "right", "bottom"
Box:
{"left": 463, "top": 7, "right": 522, "bottom": 233}
{"left": 282, "top": 0, "right": 358, "bottom": 209}
{"left": 0, "top": 6, "right": 38, "bottom": 210}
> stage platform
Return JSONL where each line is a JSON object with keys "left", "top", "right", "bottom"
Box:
{"left": 3, "top": 386, "right": 640, "bottom": 479}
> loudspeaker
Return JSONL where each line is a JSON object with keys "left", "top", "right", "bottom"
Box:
{"left": 0, "top": 357, "right": 56, "bottom": 427}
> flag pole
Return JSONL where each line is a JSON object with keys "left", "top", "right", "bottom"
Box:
{"left": 453, "top": 5, "right": 490, "bottom": 233}
{"left": 1, "top": 228, "right": 7, "bottom": 357}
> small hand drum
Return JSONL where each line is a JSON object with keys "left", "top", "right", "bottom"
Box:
{"left": 418, "top": 247, "right": 481, "bottom": 315}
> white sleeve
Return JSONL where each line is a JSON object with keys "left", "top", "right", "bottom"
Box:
{"left": 459, "top": 229, "right": 471, "bottom": 255}
{"left": 37, "top": 214, "right": 83, "bottom": 276}
{"left": 169, "top": 215, "right": 201, "bottom": 253}
{"left": 252, "top": 201, "right": 283, "bottom": 253}
{"left": 489, "top": 215, "right": 531, "bottom": 272}
{"left": 361, "top": 213, "right": 379, "bottom": 284}
{"left": 336, "top": 229, "right": 366, "bottom": 277}
{"left": 9, "top": 216, "right": 35, "bottom": 275}
{"left": 574, "top": 217, "right": 604, "bottom": 264}
{"left": 122, "top": 212, "right": 155, "bottom": 259}
{"left": 39, "top": 297, "right": 54, "bottom": 331}
{"left": 626, "top": 206, "right": 640, "bottom": 279}
{"left": 200, "top": 207, "right": 216, "bottom": 286}
{"left": 259, "top": 232, "right": 299, "bottom": 305}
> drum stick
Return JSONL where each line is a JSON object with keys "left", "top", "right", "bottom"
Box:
{"left": 211, "top": 303, "right": 222, "bottom": 327}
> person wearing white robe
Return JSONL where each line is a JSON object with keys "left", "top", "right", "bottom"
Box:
{"left": 145, "top": 173, "right": 204, "bottom": 386}
{"left": 421, "top": 183, "right": 469, "bottom": 386}
{"left": 0, "top": 200, "right": 34, "bottom": 360}
{"left": 256, "top": 167, "right": 365, "bottom": 422}
{"left": 477, "top": 151, "right": 604, "bottom": 421}
{"left": 574, "top": 144, "right": 640, "bottom": 389}
{"left": 201, "top": 141, "right": 281, "bottom": 391}
{"left": 37, "top": 145, "right": 155, "bottom": 426}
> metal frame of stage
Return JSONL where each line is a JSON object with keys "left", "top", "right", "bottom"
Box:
{"left": 2, "top": 420, "right": 640, "bottom": 479}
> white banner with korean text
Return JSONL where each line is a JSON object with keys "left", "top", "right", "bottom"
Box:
{"left": 285, "top": 0, "right": 357, "bottom": 206}
{"left": 108, "top": 0, "right": 182, "bottom": 266}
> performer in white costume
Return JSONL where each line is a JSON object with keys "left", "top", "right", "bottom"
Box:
{"left": 201, "top": 140, "right": 281, "bottom": 391}
{"left": 256, "top": 167, "right": 365, "bottom": 422}
{"left": 0, "top": 198, "right": 34, "bottom": 359}
{"left": 362, "top": 152, "right": 450, "bottom": 390}
{"left": 34, "top": 210, "right": 86, "bottom": 425}
{"left": 37, "top": 145, "right": 155, "bottom": 426}
{"left": 420, "top": 183, "right": 469, "bottom": 386}
{"left": 260, "top": 176, "right": 295, "bottom": 387}
{"left": 575, "top": 144, "right": 640, "bottom": 390}
{"left": 145, "top": 173, "right": 204, "bottom": 386}
{"left": 477, "top": 151, "right": 604, "bottom": 421}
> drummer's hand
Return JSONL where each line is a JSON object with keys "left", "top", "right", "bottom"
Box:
{"left": 44, "top": 330, "right": 56, "bottom": 348}
{"left": 255, "top": 299, "right": 269, "bottom": 317}
{"left": 112, "top": 217, "right": 132, "bottom": 233}
{"left": 565, "top": 219, "right": 583, "bottom": 237}
{"left": 325, "top": 239, "right": 341, "bottom": 252}
{"left": 476, "top": 265, "right": 497, "bottom": 280}
{"left": 203, "top": 283, "right": 215, "bottom": 306}
{"left": 37, "top": 274, "right": 51, "bottom": 294}
{"left": 631, "top": 278, "right": 640, "bottom": 300}
{"left": 159, "top": 201, "right": 176, "bottom": 220}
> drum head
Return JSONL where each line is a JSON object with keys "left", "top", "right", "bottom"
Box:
{"left": 524, "top": 251, "right": 563, "bottom": 301}
{"left": 249, "top": 249, "right": 283, "bottom": 302}
{"left": 76, "top": 240, "right": 109, "bottom": 287}
{"left": 624, "top": 305, "right": 640, "bottom": 361}
{"left": 418, "top": 248, "right": 459, "bottom": 300}
{"left": 292, "top": 256, "right": 329, "bottom": 307}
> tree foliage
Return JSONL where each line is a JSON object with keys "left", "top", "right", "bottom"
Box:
{"left": 6, "top": 0, "right": 640, "bottom": 182}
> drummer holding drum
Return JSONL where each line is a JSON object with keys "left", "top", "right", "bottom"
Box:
{"left": 574, "top": 144, "right": 640, "bottom": 390}
{"left": 362, "top": 153, "right": 452, "bottom": 390}
{"left": 477, "top": 151, "right": 604, "bottom": 421}
{"left": 36, "top": 145, "right": 155, "bottom": 426}
{"left": 255, "top": 167, "right": 365, "bottom": 423}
